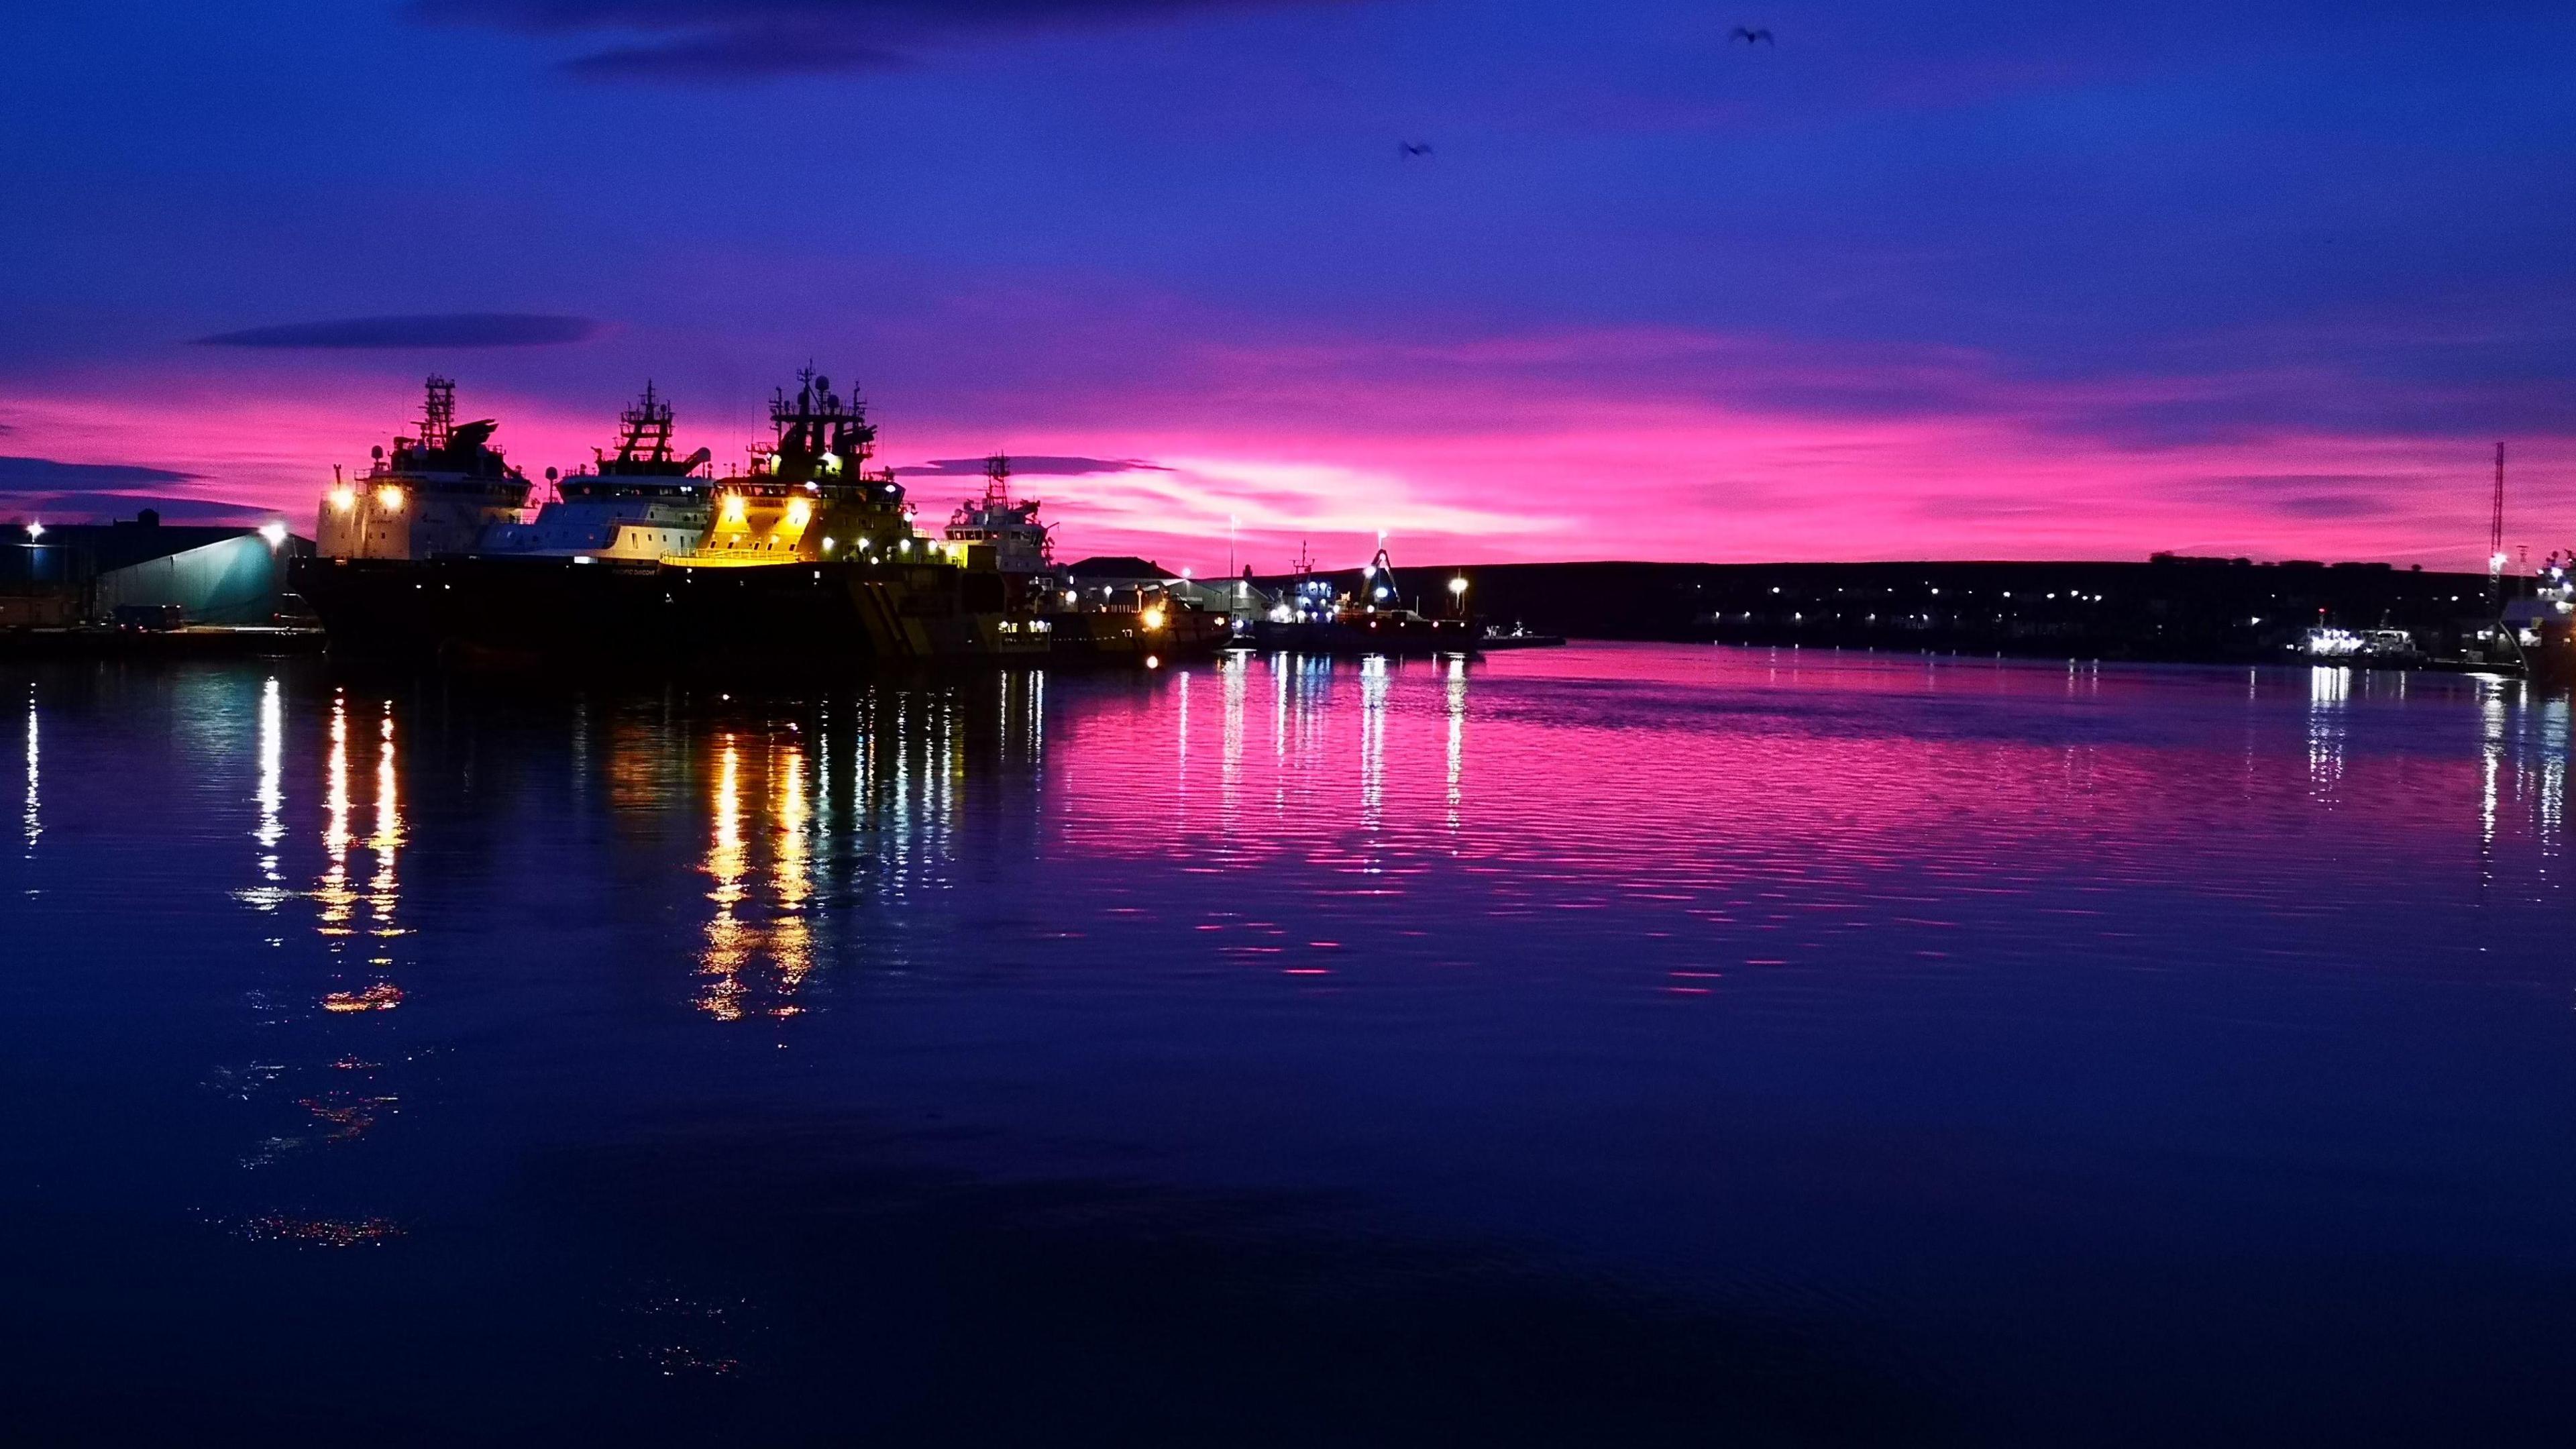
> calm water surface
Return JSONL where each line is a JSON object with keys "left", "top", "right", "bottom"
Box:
{"left": 3, "top": 645, "right": 2571, "bottom": 1444}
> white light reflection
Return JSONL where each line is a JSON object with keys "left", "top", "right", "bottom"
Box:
{"left": 2479, "top": 680, "right": 2509, "bottom": 861}
{"left": 1359, "top": 655, "right": 1388, "bottom": 820}
{"left": 1222, "top": 652, "right": 1246, "bottom": 805}
{"left": 21, "top": 684, "right": 36, "bottom": 857}
{"left": 235, "top": 676, "right": 288, "bottom": 911}
{"left": 2306, "top": 665, "right": 2348, "bottom": 799}
{"left": 1445, "top": 655, "right": 1467, "bottom": 830}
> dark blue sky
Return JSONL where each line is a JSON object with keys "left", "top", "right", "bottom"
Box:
{"left": 4, "top": 1, "right": 2571, "bottom": 566}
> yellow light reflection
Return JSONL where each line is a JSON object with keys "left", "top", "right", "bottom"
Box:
{"left": 368, "top": 702, "right": 403, "bottom": 936}
{"left": 317, "top": 692, "right": 355, "bottom": 937}
{"left": 698, "top": 736, "right": 749, "bottom": 1020}
{"left": 770, "top": 742, "right": 812, "bottom": 1014}
{"left": 694, "top": 733, "right": 818, "bottom": 1021}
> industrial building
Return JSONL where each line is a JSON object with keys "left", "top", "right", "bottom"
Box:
{"left": 0, "top": 511, "right": 311, "bottom": 628}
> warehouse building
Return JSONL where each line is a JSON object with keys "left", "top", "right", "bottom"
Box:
{"left": 0, "top": 510, "right": 311, "bottom": 627}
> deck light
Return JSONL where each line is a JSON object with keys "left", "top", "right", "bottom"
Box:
{"left": 376, "top": 486, "right": 404, "bottom": 511}
{"left": 722, "top": 494, "right": 746, "bottom": 523}
{"left": 1448, "top": 576, "right": 1468, "bottom": 596}
{"left": 259, "top": 522, "right": 288, "bottom": 547}
{"left": 329, "top": 488, "right": 356, "bottom": 513}
{"left": 1142, "top": 606, "right": 1167, "bottom": 630}
{"left": 786, "top": 498, "right": 812, "bottom": 527}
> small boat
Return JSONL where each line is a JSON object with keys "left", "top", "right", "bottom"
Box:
{"left": 1477, "top": 623, "right": 1565, "bottom": 649}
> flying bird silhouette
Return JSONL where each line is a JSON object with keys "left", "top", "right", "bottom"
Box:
{"left": 1731, "top": 25, "right": 1774, "bottom": 44}
{"left": 1399, "top": 142, "right": 1434, "bottom": 159}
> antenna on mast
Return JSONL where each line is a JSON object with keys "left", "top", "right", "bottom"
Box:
{"left": 2489, "top": 441, "right": 2507, "bottom": 617}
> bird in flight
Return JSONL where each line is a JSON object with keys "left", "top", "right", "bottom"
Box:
{"left": 1399, "top": 142, "right": 1434, "bottom": 160}
{"left": 1731, "top": 25, "right": 1774, "bottom": 44}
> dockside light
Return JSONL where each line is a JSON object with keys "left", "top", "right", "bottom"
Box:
{"left": 1448, "top": 576, "right": 1468, "bottom": 596}
{"left": 260, "top": 522, "right": 288, "bottom": 547}
{"left": 1142, "top": 606, "right": 1167, "bottom": 630}
{"left": 23, "top": 521, "right": 43, "bottom": 541}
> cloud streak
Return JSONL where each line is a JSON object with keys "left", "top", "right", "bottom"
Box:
{"left": 195, "top": 313, "right": 602, "bottom": 350}
{"left": 894, "top": 454, "right": 1169, "bottom": 476}
{"left": 419, "top": 0, "right": 1350, "bottom": 79}
{"left": 0, "top": 455, "right": 200, "bottom": 493}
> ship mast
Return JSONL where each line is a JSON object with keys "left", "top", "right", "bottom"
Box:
{"left": 421, "top": 376, "right": 456, "bottom": 452}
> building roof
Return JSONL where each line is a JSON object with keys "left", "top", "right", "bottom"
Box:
{"left": 1061, "top": 554, "right": 1175, "bottom": 580}
{"left": 41, "top": 514, "right": 284, "bottom": 573}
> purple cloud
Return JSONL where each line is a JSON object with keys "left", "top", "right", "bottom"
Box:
{"left": 417, "top": 0, "right": 1360, "bottom": 79}
{"left": 195, "top": 314, "right": 602, "bottom": 349}
{"left": 894, "top": 455, "right": 1169, "bottom": 476}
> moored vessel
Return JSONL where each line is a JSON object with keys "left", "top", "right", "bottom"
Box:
{"left": 1251, "top": 541, "right": 1479, "bottom": 657}
{"left": 291, "top": 372, "right": 1227, "bottom": 671}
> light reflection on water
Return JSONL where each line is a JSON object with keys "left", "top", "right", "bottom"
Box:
{"left": 4, "top": 645, "right": 2576, "bottom": 1443}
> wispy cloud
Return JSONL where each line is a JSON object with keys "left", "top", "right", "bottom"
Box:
{"left": 0, "top": 455, "right": 199, "bottom": 492}
{"left": 894, "top": 454, "right": 1169, "bottom": 476}
{"left": 195, "top": 313, "right": 602, "bottom": 349}
{"left": 417, "top": 0, "right": 1353, "bottom": 80}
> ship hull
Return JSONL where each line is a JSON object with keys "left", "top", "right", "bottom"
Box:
{"left": 1249, "top": 616, "right": 1479, "bottom": 657}
{"left": 291, "top": 554, "right": 1024, "bottom": 670}
{"left": 290, "top": 555, "right": 1229, "bottom": 671}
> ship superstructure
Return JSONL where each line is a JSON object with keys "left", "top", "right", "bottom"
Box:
{"left": 676, "top": 369, "right": 923, "bottom": 569}
{"left": 319, "top": 376, "right": 532, "bottom": 559}
{"left": 944, "top": 455, "right": 1054, "bottom": 577}
{"left": 480, "top": 382, "right": 714, "bottom": 561}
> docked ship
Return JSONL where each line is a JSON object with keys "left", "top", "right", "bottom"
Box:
{"left": 290, "top": 372, "right": 1226, "bottom": 669}
{"left": 317, "top": 376, "right": 531, "bottom": 559}
{"left": 938, "top": 453, "right": 1230, "bottom": 661}
{"left": 1251, "top": 541, "right": 1479, "bottom": 657}
{"left": 478, "top": 382, "right": 712, "bottom": 561}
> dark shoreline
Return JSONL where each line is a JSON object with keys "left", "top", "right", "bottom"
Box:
{"left": 1274, "top": 557, "right": 2508, "bottom": 665}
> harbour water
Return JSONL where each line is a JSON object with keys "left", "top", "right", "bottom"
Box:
{"left": 3, "top": 645, "right": 2571, "bottom": 1444}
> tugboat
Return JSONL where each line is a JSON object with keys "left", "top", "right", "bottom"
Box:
{"left": 1252, "top": 539, "right": 1479, "bottom": 657}
{"left": 478, "top": 382, "right": 712, "bottom": 561}
{"left": 315, "top": 376, "right": 531, "bottom": 559}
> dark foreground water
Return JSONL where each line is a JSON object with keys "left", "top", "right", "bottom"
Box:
{"left": 3, "top": 645, "right": 2571, "bottom": 1445}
